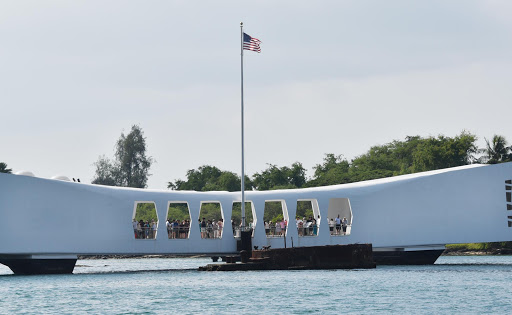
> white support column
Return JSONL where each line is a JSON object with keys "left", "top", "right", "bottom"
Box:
{"left": 187, "top": 201, "right": 201, "bottom": 242}
{"left": 284, "top": 198, "right": 298, "bottom": 247}
{"left": 251, "top": 198, "right": 267, "bottom": 247}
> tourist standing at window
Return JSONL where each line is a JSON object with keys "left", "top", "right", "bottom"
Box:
{"left": 132, "top": 219, "right": 138, "bottom": 239}
{"left": 329, "top": 218, "right": 335, "bottom": 235}
{"left": 335, "top": 215, "right": 341, "bottom": 235}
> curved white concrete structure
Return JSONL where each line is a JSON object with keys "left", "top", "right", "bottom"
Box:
{"left": 1, "top": 162, "right": 512, "bottom": 272}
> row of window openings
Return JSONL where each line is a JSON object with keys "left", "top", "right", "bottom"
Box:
{"left": 132, "top": 198, "right": 352, "bottom": 240}
{"left": 506, "top": 180, "right": 511, "bottom": 227}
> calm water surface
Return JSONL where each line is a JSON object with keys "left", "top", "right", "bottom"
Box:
{"left": 1, "top": 256, "right": 511, "bottom": 314}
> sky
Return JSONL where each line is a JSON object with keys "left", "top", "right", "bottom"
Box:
{"left": 1, "top": 1, "right": 511, "bottom": 189}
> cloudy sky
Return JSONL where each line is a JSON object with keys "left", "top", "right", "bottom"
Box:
{"left": 1, "top": 1, "right": 511, "bottom": 189}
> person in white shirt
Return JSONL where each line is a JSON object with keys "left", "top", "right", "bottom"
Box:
{"left": 213, "top": 221, "right": 218, "bottom": 238}
{"left": 329, "top": 218, "right": 335, "bottom": 235}
{"left": 132, "top": 219, "right": 138, "bottom": 239}
{"left": 275, "top": 221, "right": 281, "bottom": 236}
{"left": 151, "top": 220, "right": 157, "bottom": 239}
{"left": 217, "top": 219, "right": 223, "bottom": 238}
{"left": 166, "top": 219, "right": 171, "bottom": 238}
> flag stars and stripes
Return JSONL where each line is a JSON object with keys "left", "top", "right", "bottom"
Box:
{"left": 243, "top": 33, "right": 261, "bottom": 53}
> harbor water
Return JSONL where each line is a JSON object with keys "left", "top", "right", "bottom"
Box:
{"left": 1, "top": 255, "right": 512, "bottom": 314}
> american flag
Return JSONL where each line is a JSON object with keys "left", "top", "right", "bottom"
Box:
{"left": 243, "top": 33, "right": 261, "bottom": 53}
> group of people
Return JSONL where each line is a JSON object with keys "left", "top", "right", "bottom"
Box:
{"left": 296, "top": 216, "right": 318, "bottom": 236}
{"left": 133, "top": 214, "right": 349, "bottom": 240}
{"left": 166, "top": 219, "right": 190, "bottom": 239}
{"left": 132, "top": 219, "right": 158, "bottom": 239}
{"left": 329, "top": 215, "right": 349, "bottom": 235}
{"left": 199, "top": 218, "right": 223, "bottom": 239}
{"left": 264, "top": 220, "right": 288, "bottom": 237}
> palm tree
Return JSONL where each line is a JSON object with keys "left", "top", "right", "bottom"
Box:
{"left": 0, "top": 162, "right": 12, "bottom": 173}
{"left": 483, "top": 135, "right": 511, "bottom": 164}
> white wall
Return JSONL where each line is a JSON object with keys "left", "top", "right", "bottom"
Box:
{"left": 1, "top": 163, "right": 511, "bottom": 255}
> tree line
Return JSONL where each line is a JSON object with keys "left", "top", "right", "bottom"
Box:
{"left": 2, "top": 129, "right": 512, "bottom": 190}
{"left": 167, "top": 131, "right": 512, "bottom": 192}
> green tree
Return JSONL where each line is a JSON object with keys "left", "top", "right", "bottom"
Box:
{"left": 231, "top": 202, "right": 254, "bottom": 226}
{"left": 134, "top": 203, "right": 158, "bottom": 222}
{"left": 252, "top": 162, "right": 307, "bottom": 190}
{"left": 91, "top": 155, "right": 118, "bottom": 186}
{"left": 0, "top": 162, "right": 12, "bottom": 174}
{"left": 349, "top": 144, "right": 398, "bottom": 182}
{"left": 307, "top": 154, "right": 350, "bottom": 187}
{"left": 199, "top": 203, "right": 223, "bottom": 222}
{"left": 263, "top": 201, "right": 285, "bottom": 223}
{"left": 167, "top": 203, "right": 191, "bottom": 221}
{"left": 296, "top": 201, "right": 314, "bottom": 219}
{"left": 306, "top": 132, "right": 478, "bottom": 188}
{"left": 411, "top": 132, "right": 478, "bottom": 172}
{"left": 481, "top": 135, "right": 511, "bottom": 164}
{"left": 92, "top": 125, "right": 154, "bottom": 188}
{"left": 168, "top": 165, "right": 252, "bottom": 192}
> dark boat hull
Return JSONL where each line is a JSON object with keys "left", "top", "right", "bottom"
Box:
{"left": 373, "top": 249, "right": 444, "bottom": 265}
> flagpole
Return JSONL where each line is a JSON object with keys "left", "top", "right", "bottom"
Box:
{"left": 240, "top": 22, "right": 246, "bottom": 230}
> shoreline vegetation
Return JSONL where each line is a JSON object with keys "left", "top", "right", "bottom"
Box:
{"left": 443, "top": 242, "right": 512, "bottom": 256}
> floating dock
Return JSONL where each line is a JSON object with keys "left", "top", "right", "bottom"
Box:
{"left": 199, "top": 244, "right": 376, "bottom": 271}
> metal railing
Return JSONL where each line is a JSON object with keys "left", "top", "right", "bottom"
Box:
{"left": 132, "top": 224, "right": 351, "bottom": 239}
{"left": 134, "top": 227, "right": 158, "bottom": 240}
{"left": 200, "top": 226, "right": 223, "bottom": 239}
{"left": 167, "top": 227, "right": 190, "bottom": 239}
{"left": 297, "top": 225, "right": 318, "bottom": 237}
{"left": 329, "top": 224, "right": 351, "bottom": 236}
{"left": 265, "top": 226, "right": 287, "bottom": 237}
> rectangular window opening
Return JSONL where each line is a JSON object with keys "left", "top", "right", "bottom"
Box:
{"left": 132, "top": 202, "right": 158, "bottom": 240}
{"left": 327, "top": 198, "right": 352, "bottom": 236}
{"left": 232, "top": 202, "right": 256, "bottom": 238}
{"left": 263, "top": 200, "right": 289, "bottom": 238}
{"left": 296, "top": 200, "right": 320, "bottom": 237}
{"left": 167, "top": 202, "right": 191, "bottom": 239}
{"left": 199, "top": 202, "right": 224, "bottom": 239}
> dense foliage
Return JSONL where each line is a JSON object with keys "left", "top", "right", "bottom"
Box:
{"left": 252, "top": 162, "right": 307, "bottom": 190}
{"left": 168, "top": 165, "right": 252, "bottom": 191}
{"left": 198, "top": 203, "right": 224, "bottom": 222}
{"left": 231, "top": 202, "right": 254, "bottom": 226}
{"left": 92, "top": 125, "right": 154, "bottom": 188}
{"left": 263, "top": 201, "right": 285, "bottom": 223}
{"left": 308, "top": 132, "right": 479, "bottom": 186}
{"left": 169, "top": 131, "right": 483, "bottom": 190}
{"left": 480, "top": 135, "right": 512, "bottom": 164}
{"left": 134, "top": 203, "right": 158, "bottom": 222}
{"left": 167, "top": 203, "right": 191, "bottom": 221}
{"left": 0, "top": 162, "right": 12, "bottom": 174}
